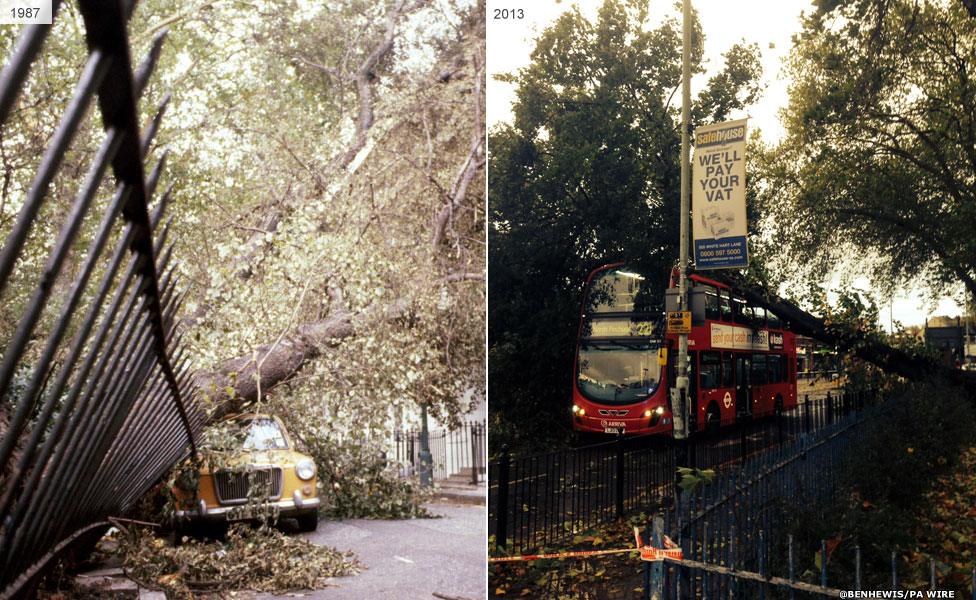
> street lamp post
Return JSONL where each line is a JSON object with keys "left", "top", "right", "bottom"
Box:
{"left": 671, "top": 0, "right": 692, "bottom": 443}
{"left": 418, "top": 402, "right": 433, "bottom": 488}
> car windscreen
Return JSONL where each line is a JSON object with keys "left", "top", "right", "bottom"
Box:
{"left": 241, "top": 418, "right": 289, "bottom": 450}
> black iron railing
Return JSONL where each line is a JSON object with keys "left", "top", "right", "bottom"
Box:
{"left": 644, "top": 395, "right": 976, "bottom": 599}
{"left": 489, "top": 389, "right": 873, "bottom": 553}
{"left": 0, "top": 3, "right": 201, "bottom": 597}
{"left": 497, "top": 391, "right": 976, "bottom": 599}
{"left": 395, "top": 421, "right": 486, "bottom": 484}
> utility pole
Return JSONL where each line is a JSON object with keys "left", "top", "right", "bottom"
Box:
{"left": 670, "top": 0, "right": 692, "bottom": 443}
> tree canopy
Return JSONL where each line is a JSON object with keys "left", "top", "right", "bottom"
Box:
{"left": 0, "top": 0, "right": 485, "bottom": 515}
{"left": 757, "top": 0, "right": 976, "bottom": 303}
{"left": 488, "top": 0, "right": 761, "bottom": 453}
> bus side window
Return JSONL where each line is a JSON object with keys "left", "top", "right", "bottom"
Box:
{"left": 768, "top": 354, "right": 781, "bottom": 383}
{"left": 768, "top": 310, "right": 781, "bottom": 329}
{"left": 705, "top": 290, "right": 720, "bottom": 321}
{"left": 752, "top": 354, "right": 767, "bottom": 385}
{"left": 722, "top": 352, "right": 733, "bottom": 387}
{"left": 732, "top": 296, "right": 746, "bottom": 324}
{"left": 719, "top": 291, "right": 733, "bottom": 322}
{"left": 700, "top": 351, "right": 721, "bottom": 389}
{"left": 754, "top": 306, "right": 767, "bottom": 328}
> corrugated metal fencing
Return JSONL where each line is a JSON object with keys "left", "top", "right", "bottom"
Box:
{"left": 0, "top": 2, "right": 202, "bottom": 596}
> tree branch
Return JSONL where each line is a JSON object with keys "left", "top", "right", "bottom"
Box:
{"left": 431, "top": 47, "right": 485, "bottom": 252}
{"left": 195, "top": 298, "right": 410, "bottom": 420}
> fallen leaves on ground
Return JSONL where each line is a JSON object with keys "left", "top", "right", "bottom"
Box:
{"left": 912, "top": 446, "right": 976, "bottom": 590}
{"left": 119, "top": 524, "right": 362, "bottom": 596}
{"left": 489, "top": 514, "right": 649, "bottom": 598}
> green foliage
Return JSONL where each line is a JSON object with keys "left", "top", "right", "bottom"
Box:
{"left": 272, "top": 389, "right": 434, "bottom": 519}
{"left": 787, "top": 383, "right": 975, "bottom": 590}
{"left": 757, "top": 0, "right": 976, "bottom": 303}
{"left": 488, "top": 0, "right": 762, "bottom": 454}
{"left": 676, "top": 466, "right": 715, "bottom": 493}
{"left": 0, "top": 0, "right": 484, "bottom": 515}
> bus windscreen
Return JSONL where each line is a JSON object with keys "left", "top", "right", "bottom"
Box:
{"left": 576, "top": 340, "right": 662, "bottom": 404}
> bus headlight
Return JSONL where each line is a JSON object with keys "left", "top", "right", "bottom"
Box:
{"left": 654, "top": 406, "right": 665, "bottom": 415}
{"left": 644, "top": 409, "right": 652, "bottom": 418}
{"left": 296, "top": 459, "right": 316, "bottom": 481}
{"left": 572, "top": 405, "right": 585, "bottom": 416}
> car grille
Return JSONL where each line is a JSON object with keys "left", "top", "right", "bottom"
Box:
{"left": 214, "top": 467, "right": 283, "bottom": 505}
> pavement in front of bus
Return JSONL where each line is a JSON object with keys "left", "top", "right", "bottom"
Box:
{"left": 249, "top": 500, "right": 486, "bottom": 600}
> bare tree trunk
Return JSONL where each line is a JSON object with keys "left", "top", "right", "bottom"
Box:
{"left": 724, "top": 274, "right": 976, "bottom": 394}
{"left": 194, "top": 299, "right": 408, "bottom": 420}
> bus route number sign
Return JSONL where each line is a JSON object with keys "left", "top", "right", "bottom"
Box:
{"left": 667, "top": 311, "right": 691, "bottom": 334}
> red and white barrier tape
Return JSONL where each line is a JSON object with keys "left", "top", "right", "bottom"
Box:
{"left": 487, "top": 527, "right": 683, "bottom": 564}
{"left": 487, "top": 547, "right": 636, "bottom": 563}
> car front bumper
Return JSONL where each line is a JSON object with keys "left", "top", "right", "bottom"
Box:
{"left": 175, "top": 491, "right": 321, "bottom": 521}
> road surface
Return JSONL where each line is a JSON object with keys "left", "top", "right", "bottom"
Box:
{"left": 250, "top": 502, "right": 486, "bottom": 600}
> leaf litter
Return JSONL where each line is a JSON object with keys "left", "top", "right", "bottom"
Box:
{"left": 118, "top": 524, "right": 362, "bottom": 596}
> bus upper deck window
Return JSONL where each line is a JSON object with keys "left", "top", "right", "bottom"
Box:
{"left": 732, "top": 296, "right": 746, "bottom": 324}
{"left": 741, "top": 303, "right": 755, "bottom": 326}
{"left": 768, "top": 310, "right": 782, "bottom": 329}
{"left": 719, "top": 291, "right": 732, "bottom": 322}
{"left": 704, "top": 289, "right": 719, "bottom": 321}
{"left": 753, "top": 306, "right": 766, "bottom": 328}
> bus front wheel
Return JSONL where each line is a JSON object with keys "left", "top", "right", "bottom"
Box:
{"left": 705, "top": 403, "right": 721, "bottom": 436}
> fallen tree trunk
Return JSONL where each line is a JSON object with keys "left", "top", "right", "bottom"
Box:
{"left": 193, "top": 299, "right": 409, "bottom": 420}
{"left": 721, "top": 273, "right": 976, "bottom": 394}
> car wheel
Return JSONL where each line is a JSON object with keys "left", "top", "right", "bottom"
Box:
{"left": 296, "top": 511, "right": 319, "bottom": 532}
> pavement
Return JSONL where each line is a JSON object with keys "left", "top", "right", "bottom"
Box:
{"left": 249, "top": 501, "right": 486, "bottom": 600}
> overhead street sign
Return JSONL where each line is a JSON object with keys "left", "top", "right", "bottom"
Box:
{"left": 667, "top": 311, "right": 691, "bottom": 334}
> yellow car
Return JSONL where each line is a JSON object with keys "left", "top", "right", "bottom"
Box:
{"left": 172, "top": 414, "right": 320, "bottom": 532}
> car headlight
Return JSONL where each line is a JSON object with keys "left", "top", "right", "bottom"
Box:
{"left": 296, "top": 459, "right": 316, "bottom": 481}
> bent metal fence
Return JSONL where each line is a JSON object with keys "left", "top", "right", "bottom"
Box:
{"left": 489, "top": 389, "right": 873, "bottom": 554}
{"left": 0, "top": 3, "right": 202, "bottom": 597}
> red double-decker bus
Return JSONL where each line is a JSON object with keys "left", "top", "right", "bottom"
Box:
{"left": 571, "top": 263, "right": 798, "bottom": 436}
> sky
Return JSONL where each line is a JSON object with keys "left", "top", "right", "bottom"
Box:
{"left": 486, "top": 0, "right": 966, "bottom": 330}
